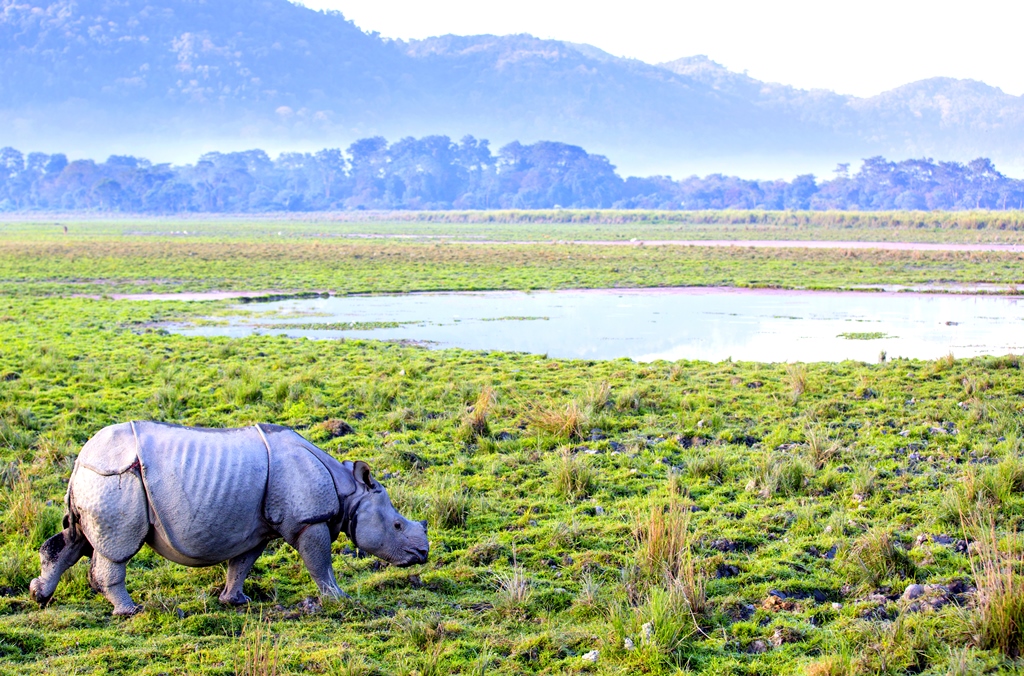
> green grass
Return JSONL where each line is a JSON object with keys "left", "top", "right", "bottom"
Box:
{"left": 0, "top": 219, "right": 1024, "bottom": 673}
{"left": 2, "top": 228, "right": 1024, "bottom": 297}
{"left": 838, "top": 332, "right": 891, "bottom": 341}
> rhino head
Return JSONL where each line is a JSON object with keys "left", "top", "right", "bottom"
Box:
{"left": 348, "top": 461, "right": 429, "bottom": 567}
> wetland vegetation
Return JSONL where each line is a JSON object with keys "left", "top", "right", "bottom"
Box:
{"left": 0, "top": 218, "right": 1023, "bottom": 674}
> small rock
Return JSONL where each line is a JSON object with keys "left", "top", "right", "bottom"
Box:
{"left": 581, "top": 650, "right": 599, "bottom": 663}
{"left": 594, "top": 505, "right": 605, "bottom": 516}
{"left": 747, "top": 639, "right": 768, "bottom": 654}
{"left": 589, "top": 429, "right": 606, "bottom": 441}
{"left": 768, "top": 590, "right": 787, "bottom": 600}
{"left": 716, "top": 563, "right": 740, "bottom": 578}
{"left": 641, "top": 622, "right": 653, "bottom": 642}
{"left": 496, "top": 431, "right": 514, "bottom": 441}
{"left": 902, "top": 584, "right": 925, "bottom": 601}
{"left": 947, "top": 579, "right": 970, "bottom": 595}
{"left": 933, "top": 534, "right": 954, "bottom": 545}
{"left": 824, "top": 545, "right": 838, "bottom": 560}
{"left": 175, "top": 608, "right": 185, "bottom": 619}
{"left": 623, "top": 638, "right": 635, "bottom": 651}
{"left": 831, "top": 602, "right": 842, "bottom": 610}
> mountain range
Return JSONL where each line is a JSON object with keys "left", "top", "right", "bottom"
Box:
{"left": 3, "top": 0, "right": 1024, "bottom": 178}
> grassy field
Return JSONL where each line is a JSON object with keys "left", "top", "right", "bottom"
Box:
{"left": 1, "top": 222, "right": 1024, "bottom": 296}
{"left": 8, "top": 210, "right": 1024, "bottom": 243}
{"left": 1, "top": 218, "right": 1024, "bottom": 674}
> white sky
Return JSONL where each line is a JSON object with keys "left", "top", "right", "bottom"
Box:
{"left": 297, "top": 0, "right": 1024, "bottom": 98}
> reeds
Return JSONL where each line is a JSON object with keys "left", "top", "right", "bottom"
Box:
{"left": 969, "top": 521, "right": 1024, "bottom": 658}
{"left": 235, "top": 616, "right": 279, "bottom": 676}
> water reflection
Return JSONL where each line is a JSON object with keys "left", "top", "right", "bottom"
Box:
{"left": 176, "top": 288, "right": 1024, "bottom": 362}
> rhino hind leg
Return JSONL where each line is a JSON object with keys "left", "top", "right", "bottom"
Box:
{"left": 89, "top": 553, "right": 141, "bottom": 616}
{"left": 295, "top": 523, "right": 349, "bottom": 600}
{"left": 219, "top": 541, "right": 268, "bottom": 605}
{"left": 29, "top": 527, "right": 92, "bottom": 607}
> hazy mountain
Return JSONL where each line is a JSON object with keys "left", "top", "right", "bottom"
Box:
{"left": 3, "top": 0, "right": 1024, "bottom": 177}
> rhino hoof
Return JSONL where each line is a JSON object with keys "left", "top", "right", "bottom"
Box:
{"left": 113, "top": 603, "right": 143, "bottom": 617}
{"left": 28, "top": 578, "right": 51, "bottom": 608}
{"left": 219, "top": 591, "right": 251, "bottom": 606}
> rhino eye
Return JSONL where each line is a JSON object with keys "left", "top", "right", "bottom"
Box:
{"left": 394, "top": 522, "right": 402, "bottom": 531}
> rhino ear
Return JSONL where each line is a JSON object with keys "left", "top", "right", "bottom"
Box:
{"left": 353, "top": 461, "right": 377, "bottom": 491}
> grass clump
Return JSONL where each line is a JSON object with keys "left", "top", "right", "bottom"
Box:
{"left": 969, "top": 522, "right": 1024, "bottom": 658}
{"left": 494, "top": 549, "right": 532, "bottom": 613}
{"left": 841, "top": 529, "right": 917, "bottom": 590}
{"left": 235, "top": 617, "right": 280, "bottom": 676}
{"left": 633, "top": 498, "right": 706, "bottom": 620}
{"left": 426, "top": 476, "right": 471, "bottom": 529}
{"left": 552, "top": 447, "right": 595, "bottom": 501}
{"left": 746, "top": 454, "right": 812, "bottom": 499}
{"left": 462, "top": 385, "right": 494, "bottom": 439}
{"left": 784, "top": 363, "right": 809, "bottom": 401}
{"left": 527, "top": 400, "right": 588, "bottom": 441}
{"left": 686, "top": 451, "right": 729, "bottom": 484}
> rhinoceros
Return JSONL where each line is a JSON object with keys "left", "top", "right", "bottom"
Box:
{"left": 29, "top": 421, "right": 429, "bottom": 615}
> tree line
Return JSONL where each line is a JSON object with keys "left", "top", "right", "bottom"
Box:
{"left": 1, "top": 137, "right": 1022, "bottom": 213}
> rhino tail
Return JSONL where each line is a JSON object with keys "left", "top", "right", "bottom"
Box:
{"left": 62, "top": 483, "right": 86, "bottom": 545}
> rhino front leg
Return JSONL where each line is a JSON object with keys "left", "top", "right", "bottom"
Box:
{"left": 89, "top": 553, "right": 141, "bottom": 616}
{"left": 219, "top": 541, "right": 268, "bottom": 605}
{"left": 29, "top": 528, "right": 92, "bottom": 608}
{"left": 295, "top": 523, "right": 349, "bottom": 600}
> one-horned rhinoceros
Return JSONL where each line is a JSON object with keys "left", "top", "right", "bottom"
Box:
{"left": 29, "top": 421, "right": 429, "bottom": 615}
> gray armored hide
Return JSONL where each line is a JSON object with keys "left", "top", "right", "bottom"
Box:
{"left": 30, "top": 421, "right": 429, "bottom": 616}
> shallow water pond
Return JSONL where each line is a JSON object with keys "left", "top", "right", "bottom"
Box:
{"left": 175, "top": 287, "right": 1024, "bottom": 362}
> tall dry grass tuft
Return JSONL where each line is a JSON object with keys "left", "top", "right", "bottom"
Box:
{"left": 583, "top": 381, "right": 612, "bottom": 412}
{"left": 4, "top": 475, "right": 40, "bottom": 536}
{"left": 633, "top": 499, "right": 707, "bottom": 618}
{"left": 805, "top": 427, "right": 841, "bottom": 469}
{"left": 784, "top": 363, "right": 809, "bottom": 401}
{"left": 969, "top": 521, "right": 1024, "bottom": 658}
{"left": 464, "top": 386, "right": 495, "bottom": 438}
{"left": 235, "top": 616, "right": 279, "bottom": 676}
{"left": 527, "top": 400, "right": 587, "bottom": 441}
{"left": 494, "top": 548, "right": 531, "bottom": 612}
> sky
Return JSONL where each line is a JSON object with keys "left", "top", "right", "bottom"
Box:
{"left": 298, "top": 0, "right": 1024, "bottom": 98}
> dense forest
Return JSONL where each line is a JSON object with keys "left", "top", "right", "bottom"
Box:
{"left": 1, "top": 136, "right": 1022, "bottom": 213}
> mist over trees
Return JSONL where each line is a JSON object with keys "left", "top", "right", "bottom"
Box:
{"left": 1, "top": 137, "right": 1022, "bottom": 213}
